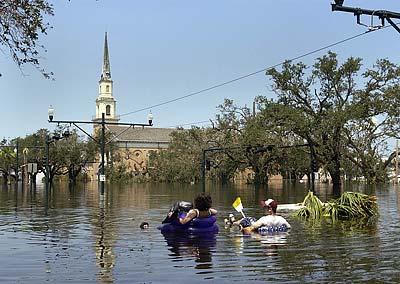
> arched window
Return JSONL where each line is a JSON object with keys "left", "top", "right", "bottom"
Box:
{"left": 106, "top": 85, "right": 110, "bottom": 92}
{"left": 106, "top": 105, "right": 111, "bottom": 115}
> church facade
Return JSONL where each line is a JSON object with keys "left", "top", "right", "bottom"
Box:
{"left": 91, "top": 33, "right": 175, "bottom": 178}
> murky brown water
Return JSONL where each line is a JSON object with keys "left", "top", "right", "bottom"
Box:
{"left": 0, "top": 181, "right": 399, "bottom": 283}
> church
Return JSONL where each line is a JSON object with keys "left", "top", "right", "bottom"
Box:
{"left": 91, "top": 33, "right": 174, "bottom": 177}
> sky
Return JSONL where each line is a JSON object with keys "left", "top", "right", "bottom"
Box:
{"left": 1, "top": 0, "right": 400, "bottom": 140}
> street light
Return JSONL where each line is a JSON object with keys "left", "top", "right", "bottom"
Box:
{"left": 48, "top": 105, "right": 54, "bottom": 122}
{"left": 333, "top": 0, "right": 344, "bottom": 6}
{"left": 148, "top": 111, "right": 153, "bottom": 126}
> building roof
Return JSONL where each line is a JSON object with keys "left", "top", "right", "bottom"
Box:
{"left": 106, "top": 125, "right": 175, "bottom": 143}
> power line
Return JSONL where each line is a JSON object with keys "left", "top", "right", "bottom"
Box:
{"left": 120, "top": 24, "right": 394, "bottom": 118}
{"left": 168, "top": 120, "right": 211, "bottom": 128}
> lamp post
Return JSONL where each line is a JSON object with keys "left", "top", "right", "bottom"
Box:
{"left": 48, "top": 106, "right": 153, "bottom": 195}
{"left": 48, "top": 105, "right": 54, "bottom": 122}
{"left": 45, "top": 134, "right": 50, "bottom": 193}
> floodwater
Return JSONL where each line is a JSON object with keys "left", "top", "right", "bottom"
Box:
{"left": 0, "top": 181, "right": 400, "bottom": 283}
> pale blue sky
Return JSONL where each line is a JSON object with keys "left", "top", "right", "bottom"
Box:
{"left": 1, "top": 0, "right": 399, "bottom": 139}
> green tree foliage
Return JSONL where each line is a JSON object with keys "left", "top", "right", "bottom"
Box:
{"left": 18, "top": 128, "right": 97, "bottom": 185}
{"left": 148, "top": 127, "right": 208, "bottom": 183}
{"left": 0, "top": 141, "right": 17, "bottom": 184}
{"left": 17, "top": 128, "right": 48, "bottom": 183}
{"left": 211, "top": 99, "right": 250, "bottom": 182}
{"left": 263, "top": 52, "right": 400, "bottom": 189}
{"left": 0, "top": 0, "right": 54, "bottom": 78}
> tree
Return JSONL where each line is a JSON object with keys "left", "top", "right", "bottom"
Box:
{"left": 0, "top": 0, "right": 54, "bottom": 78}
{"left": 18, "top": 128, "right": 97, "bottom": 186}
{"left": 0, "top": 146, "right": 17, "bottom": 185}
{"left": 148, "top": 127, "right": 208, "bottom": 183}
{"left": 264, "top": 52, "right": 400, "bottom": 190}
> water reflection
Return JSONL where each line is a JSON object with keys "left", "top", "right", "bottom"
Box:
{"left": 161, "top": 231, "right": 217, "bottom": 270}
{"left": 92, "top": 193, "right": 116, "bottom": 283}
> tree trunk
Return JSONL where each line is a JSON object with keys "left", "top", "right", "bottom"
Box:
{"left": 253, "top": 167, "right": 268, "bottom": 184}
{"left": 31, "top": 173, "right": 37, "bottom": 185}
{"left": 68, "top": 165, "right": 81, "bottom": 184}
{"left": 330, "top": 168, "right": 341, "bottom": 195}
{"left": 2, "top": 173, "right": 9, "bottom": 185}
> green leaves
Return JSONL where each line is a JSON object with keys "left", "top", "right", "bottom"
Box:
{"left": 296, "top": 191, "right": 378, "bottom": 220}
{"left": 263, "top": 52, "right": 400, "bottom": 187}
{"left": 0, "top": 0, "right": 54, "bottom": 78}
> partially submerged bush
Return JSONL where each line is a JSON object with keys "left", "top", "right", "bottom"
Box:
{"left": 297, "top": 191, "right": 378, "bottom": 220}
{"left": 297, "top": 191, "right": 324, "bottom": 219}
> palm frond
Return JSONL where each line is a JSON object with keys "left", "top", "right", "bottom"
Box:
{"left": 296, "top": 191, "right": 378, "bottom": 220}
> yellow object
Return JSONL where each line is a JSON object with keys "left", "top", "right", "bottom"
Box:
{"left": 232, "top": 197, "right": 243, "bottom": 212}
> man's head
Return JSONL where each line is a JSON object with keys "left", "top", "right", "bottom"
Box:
{"left": 260, "top": 198, "right": 278, "bottom": 214}
{"left": 140, "top": 222, "right": 149, "bottom": 229}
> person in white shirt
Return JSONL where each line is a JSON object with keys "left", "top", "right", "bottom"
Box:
{"left": 241, "top": 198, "right": 291, "bottom": 234}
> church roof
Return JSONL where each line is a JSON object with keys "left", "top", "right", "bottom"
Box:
{"left": 106, "top": 125, "right": 175, "bottom": 143}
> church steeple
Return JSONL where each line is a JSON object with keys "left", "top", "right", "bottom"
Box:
{"left": 94, "top": 32, "right": 119, "bottom": 123}
{"left": 101, "top": 32, "right": 111, "bottom": 80}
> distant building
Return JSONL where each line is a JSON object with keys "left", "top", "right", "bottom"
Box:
{"left": 89, "top": 33, "right": 174, "bottom": 179}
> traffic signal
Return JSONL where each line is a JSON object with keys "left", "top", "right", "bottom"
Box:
{"left": 205, "top": 160, "right": 211, "bottom": 170}
{"left": 311, "top": 159, "right": 318, "bottom": 172}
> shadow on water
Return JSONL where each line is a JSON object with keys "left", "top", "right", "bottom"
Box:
{"left": 95, "top": 194, "right": 116, "bottom": 283}
{"left": 161, "top": 231, "right": 217, "bottom": 270}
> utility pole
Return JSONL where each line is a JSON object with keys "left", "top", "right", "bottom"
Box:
{"left": 100, "top": 113, "right": 106, "bottom": 195}
{"left": 15, "top": 139, "right": 19, "bottom": 182}
{"left": 396, "top": 140, "right": 399, "bottom": 184}
{"left": 45, "top": 134, "right": 50, "bottom": 193}
{"left": 202, "top": 150, "right": 206, "bottom": 193}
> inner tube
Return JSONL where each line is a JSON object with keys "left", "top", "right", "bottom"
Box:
{"left": 162, "top": 201, "right": 193, "bottom": 224}
{"left": 257, "top": 224, "right": 289, "bottom": 234}
{"left": 158, "top": 215, "right": 219, "bottom": 234}
{"left": 240, "top": 216, "right": 290, "bottom": 234}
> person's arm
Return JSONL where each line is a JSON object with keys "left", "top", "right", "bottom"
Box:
{"left": 179, "top": 210, "right": 197, "bottom": 224}
{"left": 248, "top": 218, "right": 264, "bottom": 229}
{"left": 241, "top": 217, "right": 265, "bottom": 233}
{"left": 210, "top": 208, "right": 217, "bottom": 215}
{"left": 281, "top": 217, "right": 291, "bottom": 229}
{"left": 232, "top": 218, "right": 243, "bottom": 226}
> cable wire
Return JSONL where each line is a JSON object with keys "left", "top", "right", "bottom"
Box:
{"left": 120, "top": 24, "right": 396, "bottom": 118}
{"left": 169, "top": 120, "right": 211, "bottom": 128}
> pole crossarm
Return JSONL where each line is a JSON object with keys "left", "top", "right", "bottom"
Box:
{"left": 332, "top": 3, "right": 400, "bottom": 33}
{"left": 49, "top": 119, "right": 152, "bottom": 128}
